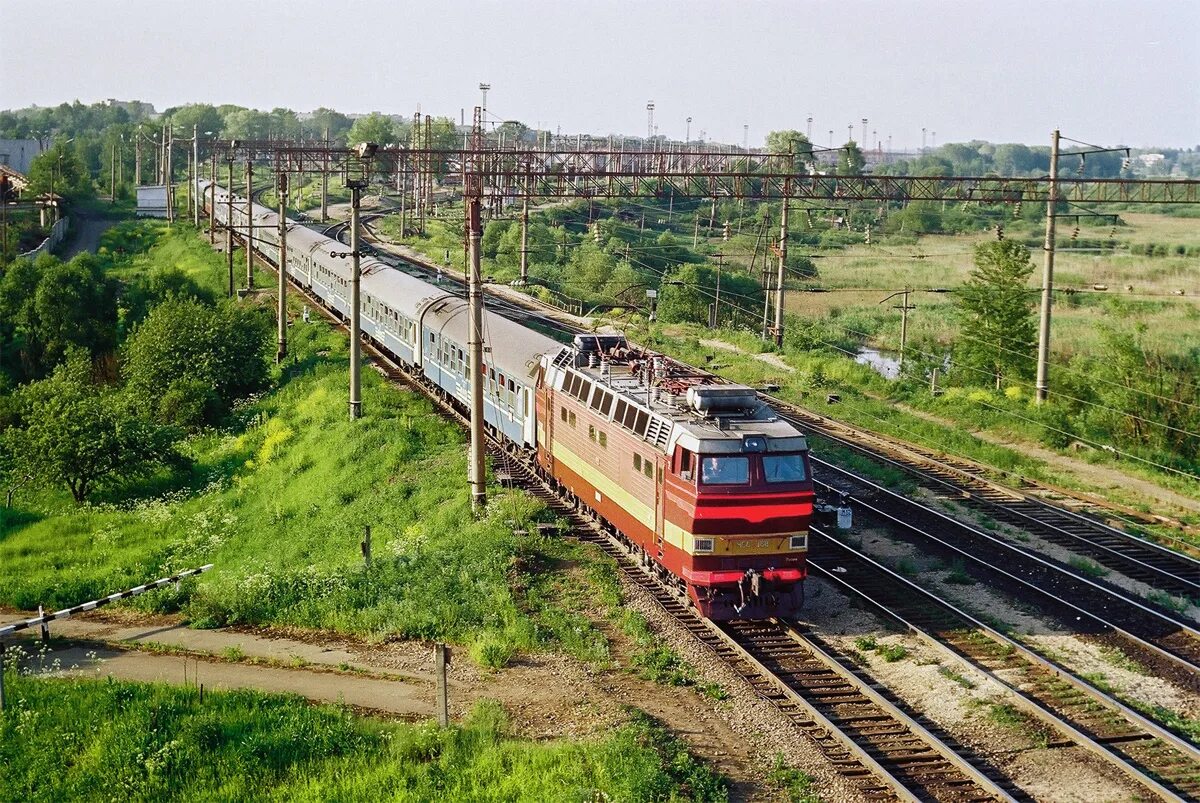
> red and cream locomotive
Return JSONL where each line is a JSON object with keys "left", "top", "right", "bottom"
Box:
{"left": 536, "top": 336, "right": 813, "bottom": 619}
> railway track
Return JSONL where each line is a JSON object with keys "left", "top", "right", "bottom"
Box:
{"left": 504, "top": 455, "right": 1017, "bottom": 803}
{"left": 246, "top": 244, "right": 1016, "bottom": 803}
{"left": 814, "top": 462, "right": 1200, "bottom": 686}
{"left": 776, "top": 403, "right": 1200, "bottom": 597}
{"left": 809, "top": 529, "right": 1200, "bottom": 801}
{"left": 239, "top": 210, "right": 1198, "bottom": 800}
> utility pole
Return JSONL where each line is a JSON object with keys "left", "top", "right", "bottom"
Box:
{"left": 226, "top": 157, "right": 234, "bottom": 296}
{"left": 759, "top": 205, "right": 773, "bottom": 340}
{"left": 245, "top": 159, "right": 254, "bottom": 289}
{"left": 1035, "top": 129, "right": 1061, "bottom": 404}
{"left": 192, "top": 124, "right": 200, "bottom": 227}
{"left": 773, "top": 193, "right": 790, "bottom": 347}
{"left": 109, "top": 142, "right": 116, "bottom": 204}
{"left": 208, "top": 150, "right": 216, "bottom": 244}
{"left": 165, "top": 127, "right": 174, "bottom": 224}
{"left": 347, "top": 179, "right": 366, "bottom": 420}
{"left": 399, "top": 167, "right": 407, "bottom": 237}
{"left": 880, "top": 289, "right": 915, "bottom": 371}
{"left": 435, "top": 643, "right": 450, "bottom": 727}
{"left": 276, "top": 171, "right": 288, "bottom": 364}
{"left": 320, "top": 125, "right": 329, "bottom": 222}
{"left": 185, "top": 142, "right": 193, "bottom": 223}
{"left": 709, "top": 252, "right": 724, "bottom": 328}
{"left": 134, "top": 132, "right": 142, "bottom": 186}
{"left": 466, "top": 108, "right": 487, "bottom": 513}
{"left": 518, "top": 195, "right": 529, "bottom": 285}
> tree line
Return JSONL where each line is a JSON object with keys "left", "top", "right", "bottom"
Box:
{"left": 0, "top": 223, "right": 272, "bottom": 502}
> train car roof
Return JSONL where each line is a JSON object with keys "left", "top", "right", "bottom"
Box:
{"left": 421, "top": 295, "right": 561, "bottom": 382}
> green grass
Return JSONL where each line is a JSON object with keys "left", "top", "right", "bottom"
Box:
{"left": 1067, "top": 556, "right": 1109, "bottom": 578}
{"left": 0, "top": 224, "right": 612, "bottom": 668}
{"left": 765, "top": 754, "right": 820, "bottom": 803}
{"left": 937, "top": 664, "right": 977, "bottom": 689}
{"left": 875, "top": 643, "right": 909, "bottom": 662}
{"left": 942, "top": 560, "right": 976, "bottom": 586}
{"left": 620, "top": 610, "right": 726, "bottom": 699}
{"left": 0, "top": 673, "right": 728, "bottom": 802}
{"left": 981, "top": 701, "right": 1048, "bottom": 746}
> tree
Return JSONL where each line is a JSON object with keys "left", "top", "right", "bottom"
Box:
{"left": 310, "top": 108, "right": 353, "bottom": 143}
{"left": 496, "top": 219, "right": 556, "bottom": 269}
{"left": 0, "top": 253, "right": 118, "bottom": 381}
{"left": 347, "top": 112, "right": 395, "bottom": 147}
{"left": 837, "top": 141, "right": 865, "bottom": 175}
{"left": 765, "top": 130, "right": 815, "bottom": 173}
{"left": 222, "top": 108, "right": 272, "bottom": 140}
{"left": 992, "top": 143, "right": 1037, "bottom": 176}
{"left": 26, "top": 140, "right": 92, "bottom": 200}
{"left": 955, "top": 240, "right": 1037, "bottom": 388}
{"left": 122, "top": 297, "right": 271, "bottom": 427}
{"left": 656, "top": 263, "right": 761, "bottom": 325}
{"left": 10, "top": 351, "right": 179, "bottom": 502}
{"left": 496, "top": 120, "right": 532, "bottom": 143}
{"left": 165, "top": 104, "right": 224, "bottom": 140}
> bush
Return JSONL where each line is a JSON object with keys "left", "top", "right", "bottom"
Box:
{"left": 122, "top": 296, "right": 271, "bottom": 428}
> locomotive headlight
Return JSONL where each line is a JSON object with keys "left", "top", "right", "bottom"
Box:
{"left": 742, "top": 436, "right": 766, "bottom": 453}
{"left": 789, "top": 534, "right": 808, "bottom": 550}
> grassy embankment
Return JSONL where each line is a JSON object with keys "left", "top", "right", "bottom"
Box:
{"left": 0, "top": 222, "right": 613, "bottom": 669}
{"left": 0, "top": 672, "right": 727, "bottom": 802}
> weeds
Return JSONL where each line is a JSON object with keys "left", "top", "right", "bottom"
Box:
{"left": 1068, "top": 556, "right": 1109, "bottom": 578}
{"left": 942, "top": 559, "right": 976, "bottom": 586}
{"left": 938, "top": 665, "right": 977, "bottom": 690}
{"left": 875, "top": 643, "right": 909, "bottom": 663}
{"left": 765, "top": 754, "right": 820, "bottom": 803}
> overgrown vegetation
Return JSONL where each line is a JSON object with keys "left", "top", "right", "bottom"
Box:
{"left": 0, "top": 223, "right": 617, "bottom": 670}
{"left": 0, "top": 673, "right": 728, "bottom": 802}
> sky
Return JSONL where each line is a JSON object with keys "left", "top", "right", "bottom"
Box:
{"left": 3, "top": 0, "right": 1197, "bottom": 149}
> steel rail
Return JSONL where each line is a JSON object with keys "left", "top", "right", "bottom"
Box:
{"left": 809, "top": 528, "right": 1199, "bottom": 801}
{"left": 772, "top": 399, "right": 1200, "bottom": 578}
{"left": 813, "top": 463, "right": 1200, "bottom": 676}
{"left": 237, "top": 218, "right": 1010, "bottom": 802}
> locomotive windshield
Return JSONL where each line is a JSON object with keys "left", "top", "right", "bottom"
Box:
{"left": 700, "top": 456, "right": 750, "bottom": 485}
{"left": 763, "top": 453, "right": 807, "bottom": 483}
{"left": 695, "top": 452, "right": 810, "bottom": 486}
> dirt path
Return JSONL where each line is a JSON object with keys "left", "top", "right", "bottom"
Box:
{"left": 1, "top": 611, "right": 801, "bottom": 801}
{"left": 59, "top": 214, "right": 119, "bottom": 260}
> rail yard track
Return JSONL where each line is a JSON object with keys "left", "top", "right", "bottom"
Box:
{"left": 779, "top": 403, "right": 1200, "bottom": 594}
{"left": 813, "top": 462, "right": 1200, "bottom": 683}
{"left": 242, "top": 213, "right": 1198, "bottom": 801}
{"left": 246, "top": 240, "right": 1020, "bottom": 802}
{"left": 809, "top": 529, "right": 1200, "bottom": 801}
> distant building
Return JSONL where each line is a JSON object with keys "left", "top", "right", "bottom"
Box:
{"left": 1138, "top": 153, "right": 1166, "bottom": 167}
{"left": 0, "top": 139, "right": 45, "bottom": 175}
